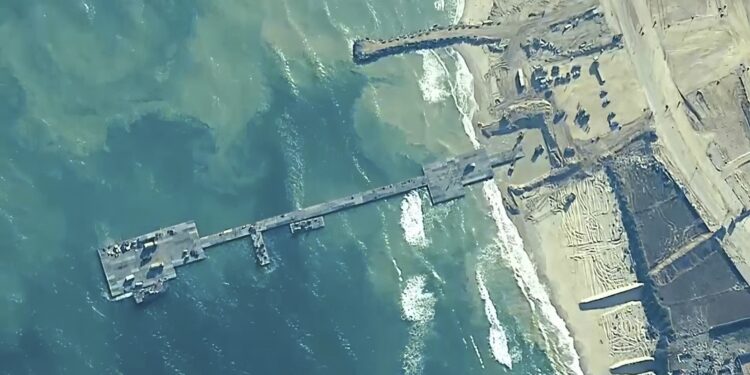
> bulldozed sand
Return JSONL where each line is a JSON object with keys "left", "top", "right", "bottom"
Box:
{"left": 453, "top": 0, "right": 750, "bottom": 372}
{"left": 339, "top": 0, "right": 750, "bottom": 371}
{"left": 516, "top": 170, "right": 654, "bottom": 374}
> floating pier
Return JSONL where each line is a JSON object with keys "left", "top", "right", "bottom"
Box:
{"left": 98, "top": 221, "right": 206, "bottom": 303}
{"left": 98, "top": 148, "right": 521, "bottom": 303}
{"left": 353, "top": 22, "right": 506, "bottom": 64}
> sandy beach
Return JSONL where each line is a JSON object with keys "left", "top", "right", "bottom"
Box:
{"left": 349, "top": 0, "right": 750, "bottom": 371}
{"left": 455, "top": 0, "right": 656, "bottom": 373}
{"left": 455, "top": 0, "right": 598, "bottom": 368}
{"left": 513, "top": 172, "right": 654, "bottom": 375}
{"left": 457, "top": 0, "right": 495, "bottom": 126}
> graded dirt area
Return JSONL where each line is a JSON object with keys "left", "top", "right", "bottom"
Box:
{"left": 450, "top": 0, "right": 750, "bottom": 372}
{"left": 660, "top": 1, "right": 750, "bottom": 95}
{"left": 547, "top": 50, "right": 649, "bottom": 142}
{"left": 515, "top": 171, "right": 654, "bottom": 374}
{"left": 600, "top": 0, "right": 745, "bottom": 230}
{"left": 483, "top": 126, "right": 554, "bottom": 185}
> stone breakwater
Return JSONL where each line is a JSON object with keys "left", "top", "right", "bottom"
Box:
{"left": 353, "top": 23, "right": 506, "bottom": 64}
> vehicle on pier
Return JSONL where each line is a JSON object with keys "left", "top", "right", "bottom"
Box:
{"left": 133, "top": 279, "right": 168, "bottom": 304}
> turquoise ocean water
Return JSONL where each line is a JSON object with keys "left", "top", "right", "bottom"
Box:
{"left": 0, "top": 1, "right": 578, "bottom": 374}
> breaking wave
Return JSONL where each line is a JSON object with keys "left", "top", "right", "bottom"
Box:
{"left": 365, "top": 1, "right": 382, "bottom": 29}
{"left": 400, "top": 191, "right": 429, "bottom": 248}
{"left": 450, "top": 0, "right": 464, "bottom": 24}
{"left": 282, "top": 0, "right": 328, "bottom": 80}
{"left": 476, "top": 269, "right": 513, "bottom": 369}
{"left": 448, "top": 46, "right": 583, "bottom": 374}
{"left": 481, "top": 183, "right": 583, "bottom": 374}
{"left": 277, "top": 113, "right": 305, "bottom": 209}
{"left": 272, "top": 47, "right": 300, "bottom": 97}
{"left": 401, "top": 275, "right": 436, "bottom": 323}
{"left": 351, "top": 154, "right": 372, "bottom": 184}
{"left": 391, "top": 257, "right": 404, "bottom": 283}
{"left": 417, "top": 51, "right": 451, "bottom": 104}
{"left": 446, "top": 49, "right": 480, "bottom": 149}
{"left": 469, "top": 334, "right": 485, "bottom": 368}
{"left": 323, "top": 0, "right": 355, "bottom": 49}
{"left": 400, "top": 275, "right": 437, "bottom": 375}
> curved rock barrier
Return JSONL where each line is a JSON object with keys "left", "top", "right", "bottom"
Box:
{"left": 353, "top": 23, "right": 506, "bottom": 64}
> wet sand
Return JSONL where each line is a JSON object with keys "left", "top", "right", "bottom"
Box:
{"left": 456, "top": 0, "right": 495, "bottom": 126}
{"left": 455, "top": 0, "right": 649, "bottom": 373}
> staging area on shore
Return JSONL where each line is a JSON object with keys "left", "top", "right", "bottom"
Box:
{"left": 355, "top": 0, "right": 750, "bottom": 373}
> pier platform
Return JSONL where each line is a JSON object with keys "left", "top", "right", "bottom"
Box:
{"left": 424, "top": 149, "right": 496, "bottom": 204}
{"left": 98, "top": 221, "right": 206, "bottom": 303}
{"left": 97, "top": 149, "right": 521, "bottom": 303}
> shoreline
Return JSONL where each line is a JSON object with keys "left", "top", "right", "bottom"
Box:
{"left": 454, "top": 1, "right": 592, "bottom": 374}
{"left": 456, "top": 0, "right": 495, "bottom": 127}
{"left": 508, "top": 201, "right": 598, "bottom": 375}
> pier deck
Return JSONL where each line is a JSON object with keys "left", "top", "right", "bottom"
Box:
{"left": 257, "top": 176, "right": 427, "bottom": 231}
{"left": 98, "top": 149, "right": 521, "bottom": 303}
{"left": 98, "top": 221, "right": 206, "bottom": 302}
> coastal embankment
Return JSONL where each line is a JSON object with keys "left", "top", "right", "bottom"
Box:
{"left": 353, "top": 22, "right": 505, "bottom": 64}
{"left": 454, "top": 0, "right": 589, "bottom": 374}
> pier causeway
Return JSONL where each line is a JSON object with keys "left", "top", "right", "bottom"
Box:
{"left": 98, "top": 148, "right": 521, "bottom": 303}
{"left": 352, "top": 22, "right": 507, "bottom": 64}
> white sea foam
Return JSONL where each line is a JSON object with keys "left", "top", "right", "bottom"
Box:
{"left": 482, "top": 183, "right": 583, "bottom": 374}
{"left": 277, "top": 113, "right": 305, "bottom": 209}
{"left": 323, "top": 0, "right": 355, "bottom": 49}
{"left": 476, "top": 270, "right": 513, "bottom": 369}
{"left": 417, "top": 51, "right": 451, "bottom": 104}
{"left": 430, "top": 269, "right": 444, "bottom": 284}
{"left": 322, "top": 1, "right": 334, "bottom": 26}
{"left": 422, "top": 197, "right": 456, "bottom": 229}
{"left": 403, "top": 324, "right": 428, "bottom": 375}
{"left": 351, "top": 154, "right": 372, "bottom": 184}
{"left": 302, "top": 39, "right": 328, "bottom": 80}
{"left": 401, "top": 275, "right": 436, "bottom": 323}
{"left": 449, "top": 48, "right": 584, "bottom": 374}
{"left": 334, "top": 324, "right": 358, "bottom": 361}
{"left": 469, "top": 335, "right": 485, "bottom": 368}
{"left": 365, "top": 1, "right": 382, "bottom": 29}
{"left": 400, "top": 275, "right": 437, "bottom": 375}
{"left": 81, "top": 0, "right": 96, "bottom": 21}
{"left": 282, "top": 0, "right": 328, "bottom": 80}
{"left": 394, "top": 196, "right": 444, "bottom": 284}
{"left": 449, "top": 0, "right": 465, "bottom": 24}
{"left": 91, "top": 305, "right": 106, "bottom": 319}
{"left": 378, "top": 209, "right": 392, "bottom": 250}
{"left": 272, "top": 47, "right": 300, "bottom": 97}
{"left": 367, "top": 82, "right": 384, "bottom": 119}
{"left": 400, "top": 191, "right": 429, "bottom": 248}
{"left": 391, "top": 257, "right": 404, "bottom": 283}
{"left": 446, "top": 49, "right": 480, "bottom": 149}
